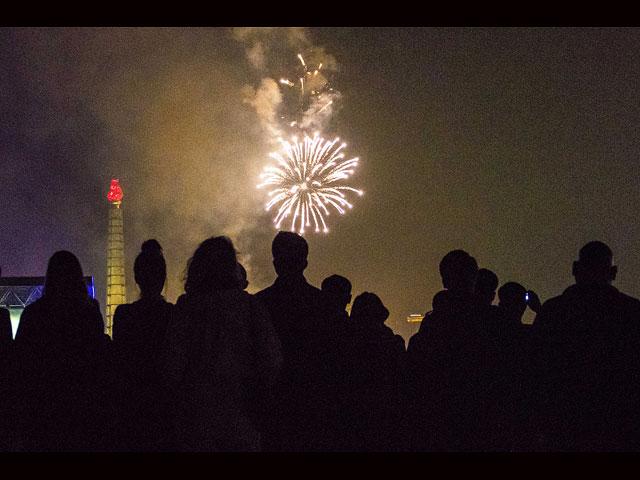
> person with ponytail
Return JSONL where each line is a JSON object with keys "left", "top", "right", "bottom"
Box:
{"left": 112, "top": 239, "right": 175, "bottom": 451}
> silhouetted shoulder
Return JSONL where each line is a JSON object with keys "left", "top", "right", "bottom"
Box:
{"left": 387, "top": 331, "right": 407, "bottom": 353}
{"left": 618, "top": 291, "right": 640, "bottom": 313}
{"left": 255, "top": 284, "right": 275, "bottom": 300}
{"left": 87, "top": 298, "right": 106, "bottom": 333}
{"left": 113, "top": 302, "right": 132, "bottom": 317}
{"left": 112, "top": 303, "right": 131, "bottom": 333}
{"left": 14, "top": 298, "right": 44, "bottom": 341}
{"left": 175, "top": 293, "right": 188, "bottom": 306}
{"left": 532, "top": 294, "right": 564, "bottom": 328}
{"left": 248, "top": 291, "right": 271, "bottom": 315}
{"left": 257, "top": 279, "right": 322, "bottom": 297}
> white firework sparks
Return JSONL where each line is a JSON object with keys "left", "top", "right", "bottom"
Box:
{"left": 257, "top": 133, "right": 363, "bottom": 234}
{"left": 279, "top": 54, "right": 334, "bottom": 125}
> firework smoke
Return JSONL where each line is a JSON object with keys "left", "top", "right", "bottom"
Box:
{"left": 236, "top": 28, "right": 362, "bottom": 234}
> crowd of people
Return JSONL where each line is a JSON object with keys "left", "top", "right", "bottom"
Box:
{"left": 1, "top": 232, "right": 639, "bottom": 452}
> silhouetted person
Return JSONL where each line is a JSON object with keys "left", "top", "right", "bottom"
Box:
{"left": 164, "top": 236, "right": 281, "bottom": 451}
{"left": 497, "top": 282, "right": 541, "bottom": 325}
{"left": 476, "top": 268, "right": 499, "bottom": 307}
{"left": 407, "top": 250, "right": 517, "bottom": 451}
{"left": 112, "top": 239, "right": 174, "bottom": 451}
{"left": 321, "top": 274, "right": 352, "bottom": 324}
{"left": 256, "top": 231, "right": 333, "bottom": 451}
{"left": 533, "top": 241, "right": 640, "bottom": 451}
{"left": 318, "top": 273, "right": 356, "bottom": 450}
{"left": 494, "top": 281, "right": 542, "bottom": 450}
{"left": 13, "top": 251, "right": 111, "bottom": 451}
{"left": 341, "top": 292, "right": 407, "bottom": 451}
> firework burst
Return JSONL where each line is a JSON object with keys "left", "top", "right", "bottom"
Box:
{"left": 279, "top": 53, "right": 335, "bottom": 130}
{"left": 257, "top": 132, "right": 363, "bottom": 234}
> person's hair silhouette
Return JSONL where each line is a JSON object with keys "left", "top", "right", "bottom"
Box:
{"left": 321, "top": 275, "right": 352, "bottom": 314}
{"left": 134, "top": 239, "right": 166, "bottom": 298}
{"left": 43, "top": 250, "right": 90, "bottom": 300}
{"left": 439, "top": 249, "right": 479, "bottom": 294}
{"left": 572, "top": 240, "right": 617, "bottom": 285}
{"left": 476, "top": 268, "right": 499, "bottom": 306}
{"left": 185, "top": 236, "right": 238, "bottom": 294}
{"left": 350, "top": 292, "right": 389, "bottom": 325}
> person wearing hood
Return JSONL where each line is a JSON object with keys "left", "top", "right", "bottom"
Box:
{"left": 533, "top": 241, "right": 640, "bottom": 451}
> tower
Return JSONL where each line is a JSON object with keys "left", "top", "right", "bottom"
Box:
{"left": 106, "top": 179, "right": 125, "bottom": 338}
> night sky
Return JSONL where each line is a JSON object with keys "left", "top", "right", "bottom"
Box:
{"left": 2, "top": 27, "right": 639, "bottom": 343}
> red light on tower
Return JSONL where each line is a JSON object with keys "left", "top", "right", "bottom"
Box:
{"left": 107, "top": 179, "right": 123, "bottom": 202}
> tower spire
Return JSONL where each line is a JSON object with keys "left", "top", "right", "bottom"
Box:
{"left": 106, "top": 179, "right": 125, "bottom": 338}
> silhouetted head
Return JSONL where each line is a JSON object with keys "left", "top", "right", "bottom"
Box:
{"left": 321, "top": 274, "right": 352, "bottom": 312}
{"left": 134, "top": 239, "right": 166, "bottom": 298}
{"left": 572, "top": 241, "right": 617, "bottom": 286}
{"left": 432, "top": 290, "right": 449, "bottom": 311}
{"left": 475, "top": 268, "right": 499, "bottom": 306}
{"left": 271, "top": 231, "right": 308, "bottom": 278}
{"left": 439, "top": 250, "right": 479, "bottom": 294}
{"left": 498, "top": 281, "right": 528, "bottom": 320}
{"left": 350, "top": 292, "right": 389, "bottom": 325}
{"left": 44, "top": 250, "right": 89, "bottom": 300}
{"left": 185, "top": 236, "right": 238, "bottom": 295}
{"left": 236, "top": 262, "right": 249, "bottom": 290}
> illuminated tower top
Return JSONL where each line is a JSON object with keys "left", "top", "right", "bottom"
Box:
{"left": 107, "top": 178, "right": 123, "bottom": 203}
